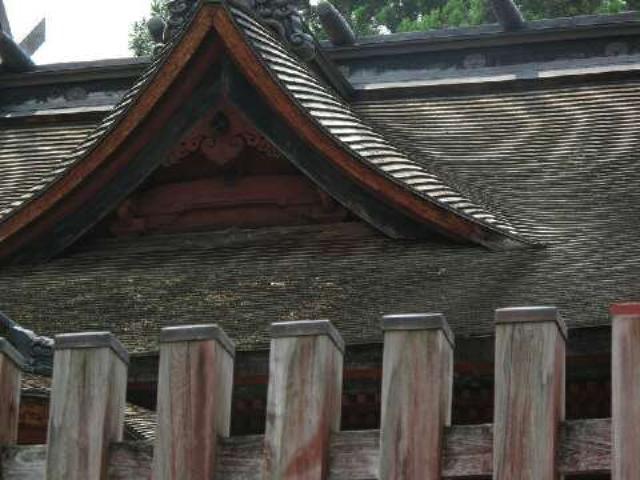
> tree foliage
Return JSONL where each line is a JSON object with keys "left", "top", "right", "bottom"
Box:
{"left": 323, "top": 0, "right": 634, "bottom": 34}
{"left": 129, "top": 0, "right": 640, "bottom": 55}
{"left": 129, "top": 0, "right": 170, "bottom": 57}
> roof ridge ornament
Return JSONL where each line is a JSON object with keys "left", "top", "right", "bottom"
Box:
{"left": 164, "top": 0, "right": 200, "bottom": 42}
{"left": 316, "top": 1, "right": 355, "bottom": 46}
{"left": 150, "top": 0, "right": 316, "bottom": 61}
{"left": 252, "top": 0, "right": 316, "bottom": 60}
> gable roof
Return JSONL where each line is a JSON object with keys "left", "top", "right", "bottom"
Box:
{"left": 0, "top": 1, "right": 528, "bottom": 264}
{"left": 1, "top": 6, "right": 639, "bottom": 350}
{"left": 2, "top": 72, "right": 640, "bottom": 350}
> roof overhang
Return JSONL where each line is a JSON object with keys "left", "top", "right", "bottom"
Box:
{"left": 0, "top": 1, "right": 527, "bottom": 264}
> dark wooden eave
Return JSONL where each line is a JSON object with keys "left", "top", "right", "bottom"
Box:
{"left": 0, "top": 1, "right": 527, "bottom": 264}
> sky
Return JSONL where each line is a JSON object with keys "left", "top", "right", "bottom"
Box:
{"left": 5, "top": 0, "right": 153, "bottom": 64}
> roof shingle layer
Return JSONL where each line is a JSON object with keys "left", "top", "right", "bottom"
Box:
{"left": 353, "top": 80, "right": 640, "bottom": 244}
{"left": 231, "top": 6, "right": 522, "bottom": 240}
{"left": 0, "top": 122, "right": 97, "bottom": 220}
{"left": 0, "top": 3, "right": 524, "bottom": 257}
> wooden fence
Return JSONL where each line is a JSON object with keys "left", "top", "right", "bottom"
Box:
{"left": 0, "top": 303, "right": 637, "bottom": 479}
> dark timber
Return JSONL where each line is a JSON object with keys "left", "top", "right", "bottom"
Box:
{"left": 490, "top": 0, "right": 526, "bottom": 31}
{"left": 317, "top": 1, "right": 356, "bottom": 46}
{"left": 0, "top": 30, "right": 35, "bottom": 72}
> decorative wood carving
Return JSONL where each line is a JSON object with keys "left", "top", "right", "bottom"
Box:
{"left": 164, "top": 0, "right": 199, "bottom": 43}
{"left": 109, "top": 106, "right": 348, "bottom": 237}
{"left": 166, "top": 111, "right": 282, "bottom": 167}
{"left": 163, "top": 0, "right": 316, "bottom": 61}
{"left": 252, "top": 0, "right": 316, "bottom": 61}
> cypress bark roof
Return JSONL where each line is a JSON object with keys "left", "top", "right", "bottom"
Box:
{"left": 0, "top": 122, "right": 96, "bottom": 219}
{"left": 0, "top": 3, "right": 639, "bottom": 350}
{"left": 0, "top": 1, "right": 526, "bottom": 264}
{"left": 3, "top": 73, "right": 640, "bottom": 350}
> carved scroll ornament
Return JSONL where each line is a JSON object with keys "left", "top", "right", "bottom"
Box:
{"left": 167, "top": 111, "right": 283, "bottom": 166}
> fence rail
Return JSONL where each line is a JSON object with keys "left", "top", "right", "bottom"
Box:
{"left": 0, "top": 303, "right": 637, "bottom": 479}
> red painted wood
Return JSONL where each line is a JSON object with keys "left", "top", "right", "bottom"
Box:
{"left": 0, "top": 353, "right": 21, "bottom": 446}
{"left": 493, "top": 308, "right": 566, "bottom": 480}
{"left": 153, "top": 330, "right": 234, "bottom": 480}
{"left": 612, "top": 305, "right": 640, "bottom": 479}
{"left": 110, "top": 174, "right": 347, "bottom": 235}
{"left": 262, "top": 323, "right": 343, "bottom": 480}
{"left": 610, "top": 302, "right": 640, "bottom": 316}
{"left": 122, "top": 176, "right": 326, "bottom": 216}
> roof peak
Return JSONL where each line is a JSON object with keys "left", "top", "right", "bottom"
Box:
{"left": 154, "top": 0, "right": 317, "bottom": 61}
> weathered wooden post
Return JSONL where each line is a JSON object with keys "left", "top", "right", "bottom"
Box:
{"left": 46, "top": 332, "right": 129, "bottom": 480}
{"left": 612, "top": 303, "right": 640, "bottom": 479}
{"left": 493, "top": 306, "right": 566, "bottom": 480}
{"left": 262, "top": 320, "right": 344, "bottom": 480}
{"left": 379, "top": 313, "right": 454, "bottom": 479}
{"left": 152, "top": 324, "right": 235, "bottom": 480}
{"left": 0, "top": 338, "right": 24, "bottom": 446}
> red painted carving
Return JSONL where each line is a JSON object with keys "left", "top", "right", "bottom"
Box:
{"left": 167, "top": 109, "right": 282, "bottom": 167}
{"left": 109, "top": 105, "right": 349, "bottom": 237}
{"left": 110, "top": 175, "right": 348, "bottom": 236}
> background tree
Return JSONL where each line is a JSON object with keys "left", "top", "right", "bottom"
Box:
{"left": 129, "top": 0, "right": 638, "bottom": 55}
{"left": 129, "top": 0, "right": 169, "bottom": 57}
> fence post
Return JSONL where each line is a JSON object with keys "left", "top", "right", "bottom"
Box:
{"left": 46, "top": 332, "right": 129, "bottom": 480}
{"left": 262, "top": 320, "right": 344, "bottom": 480}
{"left": 493, "top": 306, "right": 566, "bottom": 480}
{"left": 0, "top": 338, "right": 24, "bottom": 446}
{"left": 379, "top": 313, "right": 454, "bottom": 479}
{"left": 612, "top": 303, "right": 640, "bottom": 479}
{"left": 152, "top": 324, "right": 235, "bottom": 480}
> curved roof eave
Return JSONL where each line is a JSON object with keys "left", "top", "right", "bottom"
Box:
{"left": 0, "top": 1, "right": 530, "bottom": 264}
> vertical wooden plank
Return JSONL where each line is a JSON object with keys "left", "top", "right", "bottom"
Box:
{"left": 612, "top": 302, "right": 640, "bottom": 479}
{"left": 262, "top": 320, "right": 344, "bottom": 480}
{"left": 493, "top": 306, "right": 566, "bottom": 480}
{"left": 379, "top": 313, "right": 454, "bottom": 479}
{"left": 152, "top": 324, "right": 235, "bottom": 480}
{"left": 0, "top": 338, "right": 24, "bottom": 446}
{"left": 46, "top": 332, "right": 129, "bottom": 480}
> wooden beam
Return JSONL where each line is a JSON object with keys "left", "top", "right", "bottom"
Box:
{"left": 493, "top": 306, "right": 566, "bottom": 480}
{"left": 0, "top": 338, "right": 23, "bottom": 446}
{"left": 109, "top": 442, "right": 153, "bottom": 479}
{"left": 262, "top": 320, "right": 344, "bottom": 480}
{"left": 379, "top": 313, "right": 454, "bottom": 479}
{"left": 0, "top": 30, "right": 34, "bottom": 72}
{"left": 152, "top": 325, "right": 235, "bottom": 480}
{"left": 612, "top": 303, "right": 640, "bottom": 479}
{"left": 46, "top": 332, "right": 129, "bottom": 480}
{"left": 19, "top": 18, "right": 45, "bottom": 56}
{"left": 0, "top": 0, "right": 11, "bottom": 37}
{"left": 0, "top": 418, "right": 613, "bottom": 478}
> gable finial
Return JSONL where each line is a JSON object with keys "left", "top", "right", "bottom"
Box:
{"left": 163, "top": 0, "right": 200, "bottom": 42}
{"left": 157, "top": 0, "right": 317, "bottom": 61}
{"left": 253, "top": 0, "right": 316, "bottom": 60}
